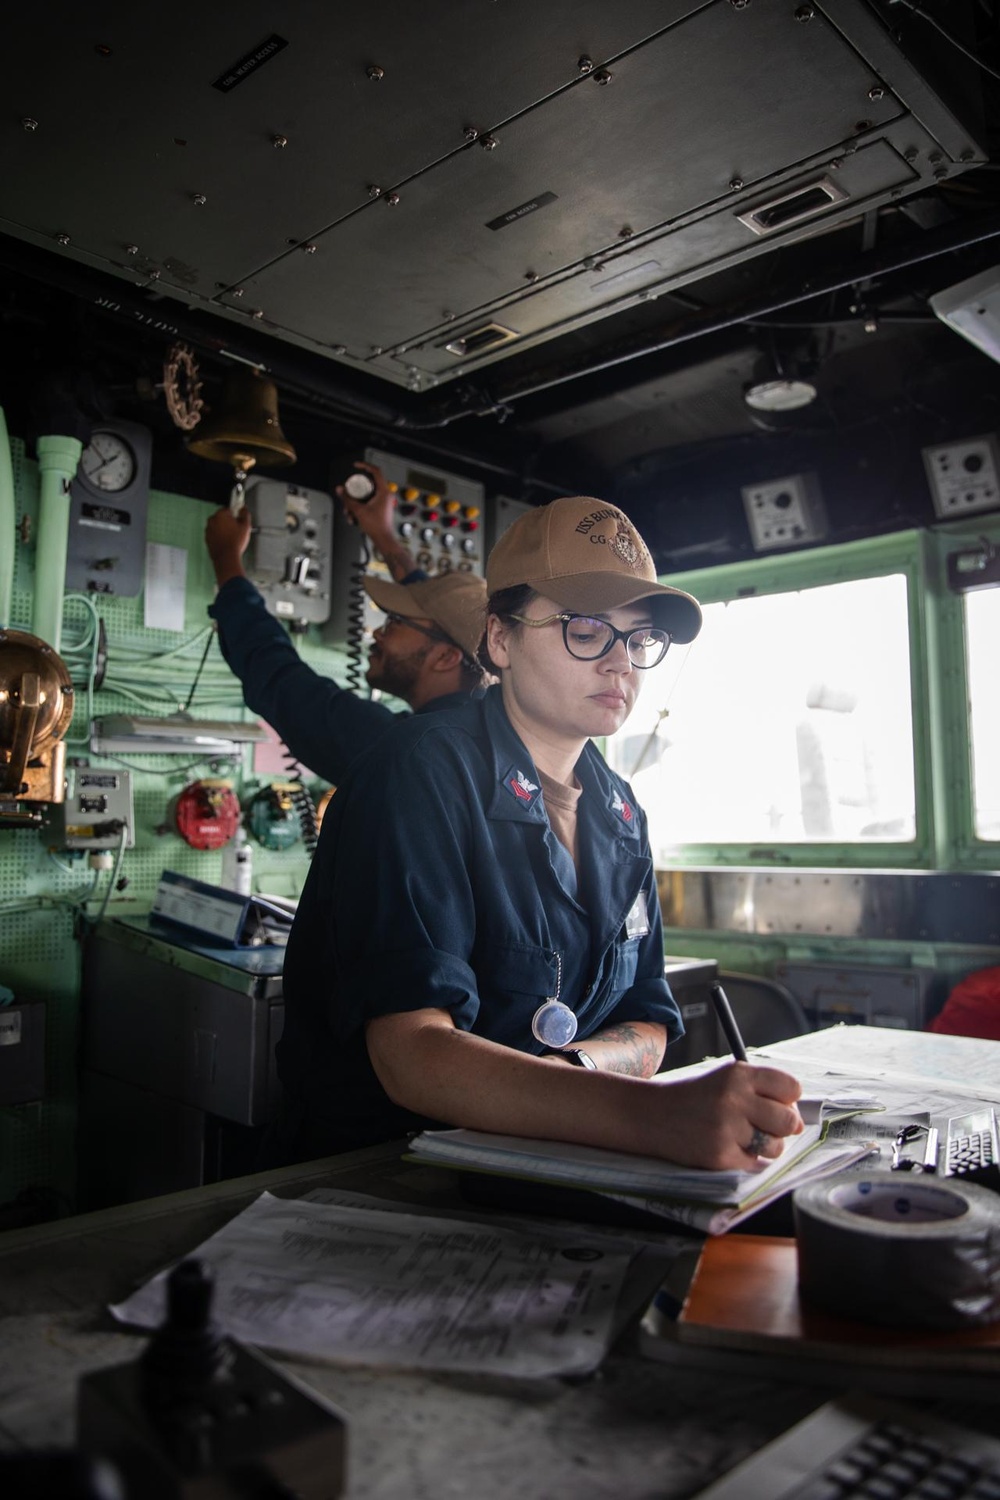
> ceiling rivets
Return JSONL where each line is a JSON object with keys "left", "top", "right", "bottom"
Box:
{"left": 868, "top": 84, "right": 885, "bottom": 100}
{"left": 331, "top": 344, "right": 347, "bottom": 355}
{"left": 368, "top": 184, "right": 382, "bottom": 199}
{"left": 371, "top": 345, "right": 383, "bottom": 355}
{"left": 618, "top": 225, "right": 634, "bottom": 239}
{"left": 480, "top": 134, "right": 498, "bottom": 150}
{"left": 303, "top": 243, "right": 318, "bottom": 254}
{"left": 463, "top": 125, "right": 479, "bottom": 142}
{"left": 251, "top": 309, "right": 264, "bottom": 320}
{"left": 272, "top": 134, "right": 288, "bottom": 148}
{"left": 577, "top": 55, "right": 594, "bottom": 73}
{"left": 524, "top": 269, "right": 538, "bottom": 282}
{"left": 385, "top": 191, "right": 400, "bottom": 205}
{"left": 21, "top": 117, "right": 38, "bottom": 131}
{"left": 192, "top": 193, "right": 207, "bottom": 206}
{"left": 125, "top": 244, "right": 139, "bottom": 256}
{"left": 730, "top": 0, "right": 751, "bottom": 8}
{"left": 366, "top": 64, "right": 384, "bottom": 80}
{"left": 592, "top": 68, "right": 613, "bottom": 85}
{"left": 795, "top": 3, "right": 814, "bottom": 17}
{"left": 55, "top": 233, "right": 70, "bottom": 245}
{"left": 729, "top": 176, "right": 744, "bottom": 191}
{"left": 148, "top": 270, "right": 161, "bottom": 281}
{"left": 231, "top": 287, "right": 245, "bottom": 298}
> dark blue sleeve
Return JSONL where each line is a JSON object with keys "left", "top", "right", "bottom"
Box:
{"left": 208, "top": 576, "right": 403, "bottom": 785}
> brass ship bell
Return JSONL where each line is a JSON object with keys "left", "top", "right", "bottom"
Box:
{"left": 186, "top": 366, "right": 296, "bottom": 509}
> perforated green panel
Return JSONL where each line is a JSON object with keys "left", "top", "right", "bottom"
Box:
{"left": 0, "top": 434, "right": 357, "bottom": 1217}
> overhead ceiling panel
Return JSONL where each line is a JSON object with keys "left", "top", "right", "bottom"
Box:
{"left": 0, "top": 0, "right": 984, "bottom": 392}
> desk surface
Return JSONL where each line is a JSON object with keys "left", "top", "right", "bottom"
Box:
{"left": 0, "top": 1148, "right": 824, "bottom": 1499}
{"left": 3, "top": 1025, "right": 999, "bottom": 1499}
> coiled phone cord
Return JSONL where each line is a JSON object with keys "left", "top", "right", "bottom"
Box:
{"left": 344, "top": 537, "right": 371, "bottom": 694}
{"left": 280, "top": 744, "right": 320, "bottom": 857}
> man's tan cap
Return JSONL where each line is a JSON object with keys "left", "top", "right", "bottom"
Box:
{"left": 364, "top": 572, "right": 487, "bottom": 660}
{"left": 486, "top": 496, "right": 702, "bottom": 644}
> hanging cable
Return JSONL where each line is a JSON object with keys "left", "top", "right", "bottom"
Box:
{"left": 344, "top": 536, "right": 372, "bottom": 694}
{"left": 181, "top": 625, "right": 219, "bottom": 713}
{"left": 280, "top": 743, "right": 320, "bottom": 857}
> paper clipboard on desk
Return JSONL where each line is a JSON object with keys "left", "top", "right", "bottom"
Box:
{"left": 150, "top": 870, "right": 294, "bottom": 948}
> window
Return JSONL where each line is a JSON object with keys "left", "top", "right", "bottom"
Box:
{"left": 608, "top": 564, "right": 918, "bottom": 863}
{"left": 966, "top": 586, "right": 1000, "bottom": 842}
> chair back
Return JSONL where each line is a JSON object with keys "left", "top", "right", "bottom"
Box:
{"left": 715, "top": 970, "right": 810, "bottom": 1049}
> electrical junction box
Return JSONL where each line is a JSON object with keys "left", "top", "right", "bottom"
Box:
{"left": 45, "top": 767, "right": 135, "bottom": 851}
{"left": 741, "top": 472, "right": 827, "bottom": 551}
{"left": 242, "top": 478, "right": 334, "bottom": 627}
{"left": 922, "top": 434, "right": 1000, "bottom": 519}
{"left": 487, "top": 495, "right": 534, "bottom": 556}
{"left": 774, "top": 960, "right": 938, "bottom": 1031}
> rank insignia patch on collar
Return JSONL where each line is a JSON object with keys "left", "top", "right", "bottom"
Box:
{"left": 504, "top": 767, "right": 541, "bottom": 807}
{"left": 611, "top": 789, "right": 634, "bottom": 825}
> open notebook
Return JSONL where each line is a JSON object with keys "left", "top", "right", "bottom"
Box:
{"left": 408, "top": 1093, "right": 882, "bottom": 1235}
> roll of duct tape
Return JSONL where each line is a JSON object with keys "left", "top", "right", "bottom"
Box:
{"left": 793, "top": 1172, "right": 1000, "bottom": 1330}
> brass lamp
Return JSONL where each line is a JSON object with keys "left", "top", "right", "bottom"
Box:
{"left": 0, "top": 629, "right": 74, "bottom": 824}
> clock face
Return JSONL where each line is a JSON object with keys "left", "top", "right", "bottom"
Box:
{"left": 80, "top": 430, "right": 137, "bottom": 493}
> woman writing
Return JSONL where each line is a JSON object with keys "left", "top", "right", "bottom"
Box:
{"left": 275, "top": 497, "right": 802, "bottom": 1167}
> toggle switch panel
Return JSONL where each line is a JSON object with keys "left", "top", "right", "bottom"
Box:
{"left": 922, "top": 435, "right": 1000, "bottom": 519}
{"left": 741, "top": 472, "right": 827, "bottom": 551}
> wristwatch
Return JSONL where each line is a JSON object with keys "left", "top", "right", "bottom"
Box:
{"left": 560, "top": 1048, "right": 598, "bottom": 1070}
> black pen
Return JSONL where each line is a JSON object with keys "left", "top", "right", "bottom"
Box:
{"left": 710, "top": 983, "right": 748, "bottom": 1062}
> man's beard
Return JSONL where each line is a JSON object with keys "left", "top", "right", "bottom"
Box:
{"left": 366, "top": 642, "right": 432, "bottom": 702}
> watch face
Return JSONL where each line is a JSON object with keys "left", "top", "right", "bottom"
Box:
{"left": 80, "top": 430, "right": 137, "bottom": 493}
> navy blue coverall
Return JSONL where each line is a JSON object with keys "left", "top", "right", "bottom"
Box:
{"left": 209, "top": 574, "right": 470, "bottom": 786}
{"left": 276, "top": 684, "right": 684, "bottom": 1157}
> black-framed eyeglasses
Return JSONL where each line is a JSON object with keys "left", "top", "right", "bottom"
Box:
{"left": 379, "top": 611, "right": 452, "bottom": 647}
{"left": 506, "top": 611, "right": 671, "bottom": 669}
{"left": 379, "top": 611, "right": 480, "bottom": 669}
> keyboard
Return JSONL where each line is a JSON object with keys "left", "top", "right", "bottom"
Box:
{"left": 692, "top": 1393, "right": 1000, "bottom": 1499}
{"left": 941, "top": 1108, "right": 1000, "bottom": 1191}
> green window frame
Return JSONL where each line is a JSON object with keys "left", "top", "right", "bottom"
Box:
{"left": 627, "top": 529, "right": 939, "bottom": 869}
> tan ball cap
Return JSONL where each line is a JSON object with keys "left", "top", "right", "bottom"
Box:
{"left": 364, "top": 571, "right": 487, "bottom": 661}
{"left": 486, "top": 497, "right": 702, "bottom": 644}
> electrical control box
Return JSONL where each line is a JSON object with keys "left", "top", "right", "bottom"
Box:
{"left": 487, "top": 495, "right": 535, "bottom": 555}
{"left": 324, "top": 447, "right": 486, "bottom": 650}
{"left": 242, "top": 477, "right": 335, "bottom": 627}
{"left": 741, "top": 472, "right": 827, "bottom": 551}
{"left": 922, "top": 434, "right": 1000, "bottom": 519}
{"left": 44, "top": 767, "right": 134, "bottom": 850}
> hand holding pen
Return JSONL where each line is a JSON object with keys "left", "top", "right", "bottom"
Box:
{"left": 709, "top": 982, "right": 800, "bottom": 1159}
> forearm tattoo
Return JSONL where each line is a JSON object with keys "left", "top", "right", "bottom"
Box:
{"left": 594, "top": 1022, "right": 662, "bottom": 1078}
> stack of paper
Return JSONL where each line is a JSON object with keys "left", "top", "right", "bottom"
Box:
{"left": 408, "top": 1095, "right": 881, "bottom": 1235}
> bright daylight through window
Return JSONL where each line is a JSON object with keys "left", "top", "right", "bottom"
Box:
{"left": 608, "top": 574, "right": 915, "bottom": 857}
{"left": 966, "top": 586, "right": 1000, "bottom": 842}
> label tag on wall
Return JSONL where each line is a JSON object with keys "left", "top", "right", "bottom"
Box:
{"left": 144, "top": 542, "right": 187, "bottom": 632}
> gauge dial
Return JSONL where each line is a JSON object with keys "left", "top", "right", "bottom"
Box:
{"left": 80, "top": 430, "right": 137, "bottom": 493}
